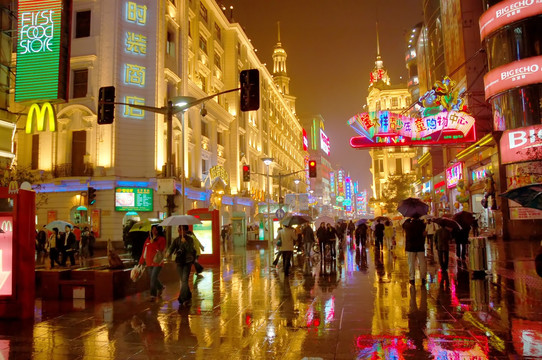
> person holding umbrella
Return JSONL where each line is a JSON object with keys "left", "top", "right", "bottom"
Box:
{"left": 275, "top": 224, "right": 296, "bottom": 276}
{"left": 434, "top": 223, "right": 453, "bottom": 272}
{"left": 168, "top": 225, "right": 197, "bottom": 306}
{"left": 402, "top": 214, "right": 427, "bottom": 285}
{"left": 139, "top": 225, "right": 166, "bottom": 302}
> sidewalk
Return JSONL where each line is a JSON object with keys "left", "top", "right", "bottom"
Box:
{"left": 7, "top": 236, "right": 542, "bottom": 359}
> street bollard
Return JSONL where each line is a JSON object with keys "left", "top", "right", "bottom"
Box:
{"left": 469, "top": 236, "right": 488, "bottom": 278}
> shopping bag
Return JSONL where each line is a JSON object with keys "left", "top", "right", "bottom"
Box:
{"left": 153, "top": 249, "right": 164, "bottom": 264}
{"left": 130, "top": 264, "right": 145, "bottom": 282}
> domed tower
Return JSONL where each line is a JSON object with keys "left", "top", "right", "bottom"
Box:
{"left": 369, "top": 22, "right": 391, "bottom": 89}
{"left": 272, "top": 22, "right": 296, "bottom": 113}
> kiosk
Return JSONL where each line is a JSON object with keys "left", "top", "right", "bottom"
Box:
{"left": 232, "top": 212, "right": 246, "bottom": 247}
{"left": 187, "top": 208, "right": 220, "bottom": 265}
{"left": 0, "top": 186, "right": 35, "bottom": 319}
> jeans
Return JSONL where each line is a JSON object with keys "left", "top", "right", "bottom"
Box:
{"left": 456, "top": 242, "right": 467, "bottom": 260}
{"left": 438, "top": 251, "right": 449, "bottom": 271}
{"left": 176, "top": 263, "right": 192, "bottom": 303}
{"left": 407, "top": 251, "right": 427, "bottom": 281}
{"left": 304, "top": 242, "right": 313, "bottom": 257}
{"left": 375, "top": 236, "right": 384, "bottom": 251}
{"left": 148, "top": 266, "right": 164, "bottom": 297}
{"left": 282, "top": 251, "right": 293, "bottom": 275}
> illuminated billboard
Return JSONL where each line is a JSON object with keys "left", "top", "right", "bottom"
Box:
{"left": 480, "top": 0, "right": 542, "bottom": 41}
{"left": 115, "top": 187, "right": 153, "bottom": 212}
{"left": 193, "top": 221, "right": 213, "bottom": 255}
{"left": 16, "top": 0, "right": 72, "bottom": 103}
{"left": 320, "top": 129, "right": 330, "bottom": 155}
{"left": 500, "top": 124, "right": 542, "bottom": 164}
{"left": 446, "top": 162, "right": 463, "bottom": 189}
{"left": 484, "top": 56, "right": 542, "bottom": 100}
{"left": 349, "top": 110, "right": 476, "bottom": 148}
{"left": 302, "top": 128, "right": 308, "bottom": 151}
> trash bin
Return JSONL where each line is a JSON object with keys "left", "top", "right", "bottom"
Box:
{"left": 469, "top": 236, "right": 487, "bottom": 273}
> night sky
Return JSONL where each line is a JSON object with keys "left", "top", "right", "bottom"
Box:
{"left": 221, "top": 0, "right": 423, "bottom": 190}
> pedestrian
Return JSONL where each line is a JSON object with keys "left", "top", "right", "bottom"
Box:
{"left": 80, "top": 227, "right": 90, "bottom": 259}
{"left": 275, "top": 224, "right": 296, "bottom": 275}
{"left": 60, "top": 225, "right": 77, "bottom": 267}
{"left": 355, "top": 222, "right": 368, "bottom": 249}
{"left": 374, "top": 220, "right": 385, "bottom": 251}
{"left": 73, "top": 225, "right": 82, "bottom": 251}
{"left": 327, "top": 223, "right": 337, "bottom": 258}
{"left": 425, "top": 219, "right": 437, "bottom": 251}
{"left": 36, "top": 227, "right": 48, "bottom": 264}
{"left": 402, "top": 214, "right": 427, "bottom": 285}
{"left": 384, "top": 220, "right": 394, "bottom": 250}
{"left": 434, "top": 224, "right": 453, "bottom": 272}
{"left": 302, "top": 223, "right": 315, "bottom": 257}
{"left": 186, "top": 228, "right": 204, "bottom": 275}
{"left": 139, "top": 225, "right": 166, "bottom": 302}
{"left": 347, "top": 221, "right": 355, "bottom": 241}
{"left": 221, "top": 225, "right": 228, "bottom": 246}
{"left": 88, "top": 230, "right": 96, "bottom": 257}
{"left": 454, "top": 224, "right": 470, "bottom": 262}
{"left": 316, "top": 223, "right": 328, "bottom": 256}
{"left": 273, "top": 226, "right": 284, "bottom": 267}
{"left": 472, "top": 217, "right": 479, "bottom": 237}
{"left": 46, "top": 227, "right": 61, "bottom": 268}
{"left": 168, "top": 225, "right": 197, "bottom": 306}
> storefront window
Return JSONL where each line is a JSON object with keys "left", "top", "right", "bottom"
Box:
{"left": 491, "top": 84, "right": 542, "bottom": 130}
{"left": 486, "top": 16, "right": 542, "bottom": 71}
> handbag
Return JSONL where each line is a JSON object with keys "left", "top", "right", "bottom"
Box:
{"left": 130, "top": 264, "right": 145, "bottom": 282}
{"left": 153, "top": 249, "right": 164, "bottom": 264}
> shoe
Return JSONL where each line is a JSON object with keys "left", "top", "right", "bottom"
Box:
{"left": 409, "top": 280, "right": 415, "bottom": 285}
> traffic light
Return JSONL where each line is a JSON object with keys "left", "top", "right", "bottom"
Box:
{"left": 98, "top": 86, "right": 115, "bottom": 124}
{"left": 242, "top": 165, "right": 251, "bottom": 182}
{"left": 240, "top": 69, "right": 260, "bottom": 111}
{"left": 88, "top": 187, "right": 97, "bottom": 205}
{"left": 309, "top": 160, "right": 317, "bottom": 178}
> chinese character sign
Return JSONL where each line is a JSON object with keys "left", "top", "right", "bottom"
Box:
{"left": 349, "top": 110, "right": 476, "bottom": 148}
{"left": 330, "top": 172, "right": 335, "bottom": 196}
{"left": 446, "top": 162, "right": 463, "bottom": 189}
{"left": 337, "top": 170, "right": 345, "bottom": 202}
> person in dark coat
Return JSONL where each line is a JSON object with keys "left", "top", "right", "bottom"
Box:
{"left": 355, "top": 223, "right": 368, "bottom": 249}
{"left": 454, "top": 224, "right": 470, "bottom": 261}
{"left": 327, "top": 223, "right": 337, "bottom": 258}
{"left": 60, "top": 225, "right": 77, "bottom": 266}
{"left": 402, "top": 214, "right": 427, "bottom": 285}
{"left": 374, "top": 220, "right": 385, "bottom": 251}
{"left": 302, "top": 224, "right": 315, "bottom": 257}
{"left": 316, "top": 223, "right": 328, "bottom": 256}
{"left": 434, "top": 224, "right": 453, "bottom": 271}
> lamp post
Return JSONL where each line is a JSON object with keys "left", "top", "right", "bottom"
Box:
{"left": 294, "top": 178, "right": 300, "bottom": 213}
{"left": 262, "top": 157, "right": 273, "bottom": 247}
{"left": 171, "top": 96, "right": 196, "bottom": 216}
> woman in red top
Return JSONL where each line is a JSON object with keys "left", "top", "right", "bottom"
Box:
{"left": 139, "top": 225, "right": 166, "bottom": 301}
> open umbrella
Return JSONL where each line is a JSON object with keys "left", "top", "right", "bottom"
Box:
{"left": 397, "top": 197, "right": 429, "bottom": 218}
{"left": 129, "top": 219, "right": 153, "bottom": 232}
{"left": 315, "top": 216, "right": 334, "bottom": 227}
{"left": 374, "top": 216, "right": 390, "bottom": 222}
{"left": 500, "top": 183, "right": 542, "bottom": 210}
{"left": 280, "top": 214, "right": 312, "bottom": 227}
{"left": 434, "top": 217, "right": 462, "bottom": 231}
{"left": 453, "top": 211, "right": 475, "bottom": 227}
{"left": 45, "top": 220, "right": 73, "bottom": 231}
{"left": 159, "top": 215, "right": 202, "bottom": 226}
{"left": 355, "top": 219, "right": 368, "bottom": 226}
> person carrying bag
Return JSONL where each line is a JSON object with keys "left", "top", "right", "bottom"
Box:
{"left": 139, "top": 225, "right": 166, "bottom": 301}
{"left": 168, "top": 225, "right": 197, "bottom": 306}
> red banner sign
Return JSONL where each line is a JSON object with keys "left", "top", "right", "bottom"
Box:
{"left": 500, "top": 124, "right": 542, "bottom": 164}
{"left": 484, "top": 55, "right": 542, "bottom": 100}
{"left": 91, "top": 209, "right": 100, "bottom": 238}
{"left": 480, "top": 0, "right": 542, "bottom": 41}
{"left": 349, "top": 110, "right": 476, "bottom": 148}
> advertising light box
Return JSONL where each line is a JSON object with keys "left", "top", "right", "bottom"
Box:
{"left": 320, "top": 129, "right": 330, "bottom": 155}
{"left": 446, "top": 162, "right": 463, "bottom": 189}
{"left": 115, "top": 187, "right": 153, "bottom": 212}
{"left": 193, "top": 221, "right": 213, "bottom": 255}
{"left": 348, "top": 110, "right": 476, "bottom": 148}
{"left": 16, "top": 0, "right": 72, "bottom": 103}
{"left": 0, "top": 216, "right": 13, "bottom": 297}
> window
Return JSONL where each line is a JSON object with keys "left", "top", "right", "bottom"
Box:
{"left": 201, "top": 121, "right": 208, "bottom": 137}
{"left": 217, "top": 131, "right": 224, "bottom": 145}
{"left": 166, "top": 30, "right": 175, "bottom": 56}
{"left": 199, "top": 2, "right": 208, "bottom": 23}
{"left": 188, "top": 19, "right": 192, "bottom": 38}
{"left": 199, "top": 73, "right": 206, "bottom": 91}
{"left": 199, "top": 36, "right": 207, "bottom": 53}
{"left": 31, "top": 134, "right": 39, "bottom": 170}
{"left": 214, "top": 52, "right": 221, "bottom": 69}
{"left": 215, "top": 23, "right": 222, "bottom": 41}
{"left": 72, "top": 69, "right": 88, "bottom": 98}
{"left": 391, "top": 97, "right": 398, "bottom": 107}
{"left": 395, "top": 158, "right": 403, "bottom": 175}
{"left": 75, "top": 10, "right": 91, "bottom": 38}
{"left": 379, "top": 159, "right": 384, "bottom": 173}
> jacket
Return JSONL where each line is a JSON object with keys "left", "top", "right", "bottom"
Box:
{"left": 168, "top": 235, "right": 196, "bottom": 264}
{"left": 276, "top": 227, "right": 296, "bottom": 251}
{"left": 303, "top": 226, "right": 315, "bottom": 244}
{"left": 434, "top": 228, "right": 452, "bottom": 251}
{"left": 139, "top": 235, "right": 166, "bottom": 267}
{"left": 402, "top": 218, "right": 426, "bottom": 252}
{"left": 316, "top": 226, "right": 328, "bottom": 242}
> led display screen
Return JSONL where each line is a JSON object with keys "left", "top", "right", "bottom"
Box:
{"left": 192, "top": 220, "right": 213, "bottom": 255}
{"left": 0, "top": 216, "right": 13, "bottom": 297}
{"left": 16, "top": 0, "right": 71, "bottom": 103}
{"left": 115, "top": 187, "right": 153, "bottom": 212}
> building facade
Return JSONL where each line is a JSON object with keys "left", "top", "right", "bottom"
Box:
{"left": 12, "top": 0, "right": 306, "bottom": 243}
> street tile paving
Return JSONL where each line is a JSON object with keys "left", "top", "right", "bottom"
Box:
{"left": 1, "top": 235, "right": 541, "bottom": 359}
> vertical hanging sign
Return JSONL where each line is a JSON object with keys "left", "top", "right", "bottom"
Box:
{"left": 16, "top": 0, "right": 72, "bottom": 103}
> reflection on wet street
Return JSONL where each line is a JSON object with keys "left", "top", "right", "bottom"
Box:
{"left": 2, "top": 235, "right": 542, "bottom": 359}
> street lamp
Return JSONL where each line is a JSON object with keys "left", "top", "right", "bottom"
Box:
{"left": 262, "top": 157, "right": 273, "bottom": 247}
{"left": 294, "top": 178, "right": 300, "bottom": 213}
{"left": 171, "top": 96, "right": 196, "bottom": 216}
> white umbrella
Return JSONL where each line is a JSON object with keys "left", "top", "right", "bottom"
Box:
{"left": 315, "top": 216, "right": 334, "bottom": 227}
{"left": 45, "top": 220, "right": 73, "bottom": 231}
{"left": 159, "top": 215, "right": 202, "bottom": 226}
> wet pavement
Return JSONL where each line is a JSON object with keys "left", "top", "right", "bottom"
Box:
{"left": 2, "top": 235, "right": 542, "bottom": 359}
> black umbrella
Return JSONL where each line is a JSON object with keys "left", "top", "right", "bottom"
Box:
{"left": 280, "top": 214, "right": 312, "bottom": 227}
{"left": 453, "top": 211, "right": 475, "bottom": 227}
{"left": 397, "top": 197, "right": 429, "bottom": 217}
{"left": 500, "top": 183, "right": 542, "bottom": 211}
{"left": 434, "top": 217, "right": 462, "bottom": 231}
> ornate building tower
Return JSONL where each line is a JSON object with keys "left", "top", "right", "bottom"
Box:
{"left": 272, "top": 22, "right": 296, "bottom": 114}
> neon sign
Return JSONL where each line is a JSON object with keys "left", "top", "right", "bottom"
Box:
{"left": 320, "top": 129, "right": 330, "bottom": 155}
{"left": 337, "top": 170, "right": 345, "bottom": 202}
{"left": 500, "top": 124, "right": 542, "bottom": 164}
{"left": 302, "top": 128, "right": 308, "bottom": 151}
{"left": 329, "top": 172, "right": 335, "bottom": 196}
{"left": 349, "top": 110, "right": 476, "bottom": 148}
{"left": 0, "top": 217, "right": 13, "bottom": 297}
{"left": 16, "top": 0, "right": 71, "bottom": 103}
{"left": 446, "top": 162, "right": 464, "bottom": 188}
{"left": 25, "top": 102, "right": 56, "bottom": 134}
{"left": 344, "top": 177, "right": 352, "bottom": 207}
{"left": 480, "top": 0, "right": 542, "bottom": 41}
